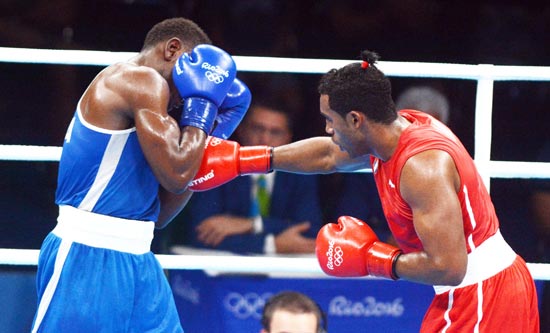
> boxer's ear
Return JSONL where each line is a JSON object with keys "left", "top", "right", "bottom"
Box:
{"left": 164, "top": 38, "right": 183, "bottom": 61}
{"left": 346, "top": 110, "right": 364, "bottom": 128}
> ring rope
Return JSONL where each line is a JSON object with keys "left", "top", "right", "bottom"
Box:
{"left": 1, "top": 47, "right": 549, "bottom": 280}
{"left": 0, "top": 249, "right": 548, "bottom": 281}
{"left": 2, "top": 144, "right": 549, "bottom": 179}
{"left": 1, "top": 47, "right": 550, "bottom": 80}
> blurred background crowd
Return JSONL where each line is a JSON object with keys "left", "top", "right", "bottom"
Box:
{"left": 0, "top": 0, "right": 549, "bottom": 268}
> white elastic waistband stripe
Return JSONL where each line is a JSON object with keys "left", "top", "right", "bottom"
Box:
{"left": 433, "top": 229, "right": 516, "bottom": 294}
{"left": 53, "top": 205, "right": 154, "bottom": 254}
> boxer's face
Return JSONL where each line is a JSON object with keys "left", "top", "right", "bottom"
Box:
{"left": 320, "top": 95, "right": 359, "bottom": 157}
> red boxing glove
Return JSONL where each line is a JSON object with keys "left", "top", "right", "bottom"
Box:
{"left": 189, "top": 137, "right": 272, "bottom": 191}
{"left": 316, "top": 216, "right": 402, "bottom": 280}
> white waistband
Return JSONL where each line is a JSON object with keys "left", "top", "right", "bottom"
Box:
{"left": 433, "top": 229, "right": 516, "bottom": 294}
{"left": 52, "top": 205, "right": 155, "bottom": 254}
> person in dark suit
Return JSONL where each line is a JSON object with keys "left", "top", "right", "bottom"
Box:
{"left": 181, "top": 98, "right": 322, "bottom": 254}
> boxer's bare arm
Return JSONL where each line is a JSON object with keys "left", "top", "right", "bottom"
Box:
{"left": 273, "top": 137, "right": 368, "bottom": 174}
{"left": 82, "top": 63, "right": 207, "bottom": 194}
{"left": 156, "top": 187, "right": 193, "bottom": 228}
{"left": 395, "top": 150, "right": 467, "bottom": 285}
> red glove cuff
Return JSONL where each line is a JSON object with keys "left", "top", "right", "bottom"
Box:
{"left": 239, "top": 146, "right": 273, "bottom": 174}
{"left": 366, "top": 242, "right": 402, "bottom": 280}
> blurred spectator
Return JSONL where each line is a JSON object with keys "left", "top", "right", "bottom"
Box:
{"left": 530, "top": 140, "right": 550, "bottom": 332}
{"left": 532, "top": 140, "right": 550, "bottom": 261}
{"left": 260, "top": 291, "right": 326, "bottom": 333}
{"left": 395, "top": 85, "right": 450, "bottom": 124}
{"left": 175, "top": 97, "right": 322, "bottom": 254}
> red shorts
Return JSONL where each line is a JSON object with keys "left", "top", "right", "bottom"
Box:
{"left": 421, "top": 256, "right": 539, "bottom": 332}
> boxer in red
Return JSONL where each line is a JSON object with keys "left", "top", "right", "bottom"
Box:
{"left": 189, "top": 50, "right": 539, "bottom": 332}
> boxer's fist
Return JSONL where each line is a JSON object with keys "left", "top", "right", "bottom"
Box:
{"left": 211, "top": 78, "right": 251, "bottom": 139}
{"left": 173, "top": 44, "right": 236, "bottom": 133}
{"left": 189, "top": 137, "right": 272, "bottom": 191}
{"left": 316, "top": 216, "right": 401, "bottom": 280}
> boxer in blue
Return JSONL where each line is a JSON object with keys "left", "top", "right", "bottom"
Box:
{"left": 31, "top": 17, "right": 251, "bottom": 333}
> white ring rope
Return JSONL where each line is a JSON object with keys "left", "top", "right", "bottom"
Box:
{"left": 1, "top": 47, "right": 549, "bottom": 280}
{"left": 0, "top": 248, "right": 548, "bottom": 281}
{"left": 0, "top": 249, "right": 322, "bottom": 275}
{"left": 2, "top": 47, "right": 550, "bottom": 80}
{"left": 1, "top": 144, "right": 549, "bottom": 179}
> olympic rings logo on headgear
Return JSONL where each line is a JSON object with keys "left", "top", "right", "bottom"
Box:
{"left": 205, "top": 70, "right": 225, "bottom": 84}
{"left": 224, "top": 292, "right": 273, "bottom": 320}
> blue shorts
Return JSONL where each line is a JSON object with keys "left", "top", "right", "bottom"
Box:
{"left": 31, "top": 207, "right": 183, "bottom": 333}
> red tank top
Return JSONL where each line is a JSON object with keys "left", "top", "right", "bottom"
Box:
{"left": 371, "top": 110, "right": 499, "bottom": 253}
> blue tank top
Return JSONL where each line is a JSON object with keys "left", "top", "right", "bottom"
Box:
{"left": 55, "top": 106, "right": 160, "bottom": 221}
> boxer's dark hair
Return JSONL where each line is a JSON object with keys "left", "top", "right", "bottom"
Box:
{"left": 318, "top": 50, "right": 396, "bottom": 124}
{"left": 141, "top": 17, "right": 211, "bottom": 52}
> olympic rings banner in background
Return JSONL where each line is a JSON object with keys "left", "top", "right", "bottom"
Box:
{"left": 170, "top": 270, "right": 436, "bottom": 333}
